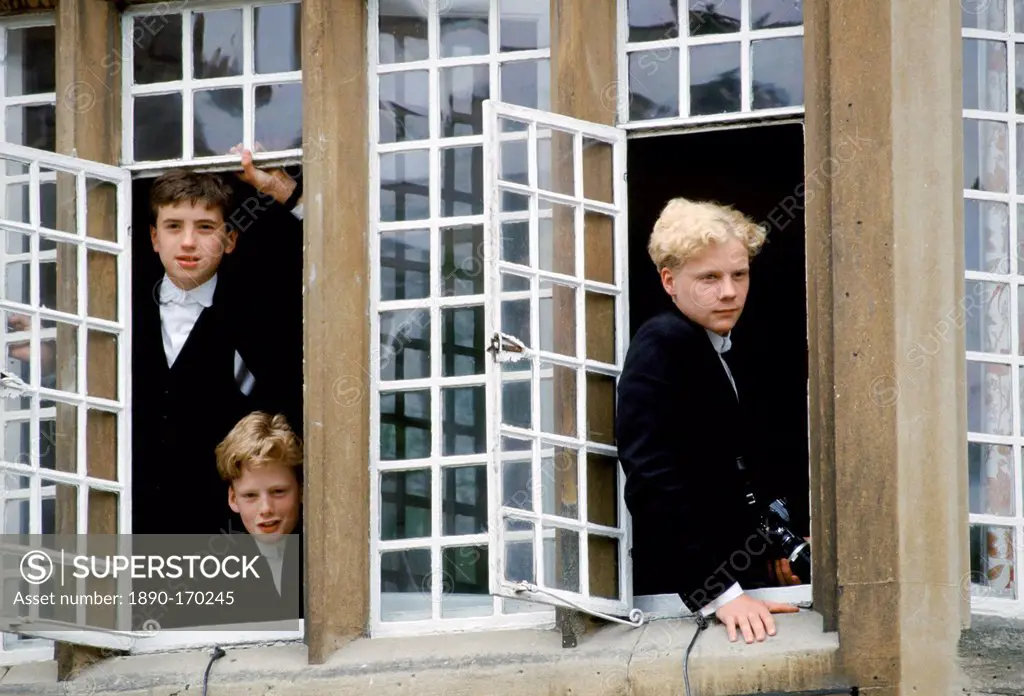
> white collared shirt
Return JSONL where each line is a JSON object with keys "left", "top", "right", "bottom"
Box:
{"left": 157, "top": 273, "right": 255, "bottom": 395}
{"left": 159, "top": 274, "right": 217, "bottom": 367}
{"left": 253, "top": 537, "right": 287, "bottom": 595}
{"left": 700, "top": 327, "right": 744, "bottom": 617}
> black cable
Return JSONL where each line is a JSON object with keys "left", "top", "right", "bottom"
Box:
{"left": 683, "top": 613, "right": 709, "bottom": 696}
{"left": 202, "top": 646, "right": 226, "bottom": 696}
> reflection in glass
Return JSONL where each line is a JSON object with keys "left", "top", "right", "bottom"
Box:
{"left": 502, "top": 372, "right": 531, "bottom": 429}
{"left": 441, "top": 225, "right": 485, "bottom": 296}
{"left": 543, "top": 524, "right": 580, "bottom": 592}
{"left": 969, "top": 524, "right": 1016, "bottom": 599}
{"left": 961, "top": 0, "right": 1005, "bottom": 31}
{"left": 255, "top": 84, "right": 303, "bottom": 151}
{"left": 690, "top": 43, "right": 741, "bottom": 115}
{"left": 255, "top": 3, "right": 301, "bottom": 73}
{"left": 966, "top": 361, "right": 1012, "bottom": 436}
{"left": 963, "top": 281, "right": 1009, "bottom": 354}
{"left": 380, "top": 390, "right": 431, "bottom": 460}
{"left": 441, "top": 2, "right": 488, "bottom": 57}
{"left": 442, "top": 386, "right": 486, "bottom": 456}
{"left": 5, "top": 106, "right": 55, "bottom": 152}
{"left": 627, "top": 0, "right": 679, "bottom": 41}
{"left": 133, "top": 14, "right": 183, "bottom": 84}
{"left": 502, "top": 457, "right": 532, "bottom": 511}
{"left": 381, "top": 229, "right": 430, "bottom": 301}
{"left": 504, "top": 517, "right": 535, "bottom": 584}
{"left": 442, "top": 468, "right": 487, "bottom": 535}
{"left": 628, "top": 49, "right": 679, "bottom": 121}
{"left": 134, "top": 94, "right": 183, "bottom": 161}
{"left": 193, "top": 89, "right": 243, "bottom": 157}
{"left": 441, "top": 146, "right": 483, "bottom": 217}
{"left": 380, "top": 71, "right": 429, "bottom": 143}
{"left": 441, "top": 546, "right": 491, "bottom": 617}
{"left": 500, "top": 59, "right": 550, "bottom": 112}
{"left": 379, "top": 549, "right": 431, "bottom": 621}
{"left": 378, "top": 0, "right": 428, "bottom": 64}
{"left": 381, "top": 470, "right": 431, "bottom": 540}
{"left": 192, "top": 10, "right": 243, "bottom": 79}
{"left": 967, "top": 442, "right": 1014, "bottom": 516}
{"left": 441, "top": 66, "right": 489, "bottom": 137}
{"left": 961, "top": 40, "right": 1007, "bottom": 112}
{"left": 5, "top": 26, "right": 55, "bottom": 96}
{"left": 380, "top": 151, "right": 430, "bottom": 222}
{"left": 442, "top": 306, "right": 485, "bottom": 377}
{"left": 689, "top": 0, "right": 741, "bottom": 35}
{"left": 380, "top": 309, "right": 430, "bottom": 381}
{"left": 751, "top": 0, "right": 803, "bottom": 28}
{"left": 964, "top": 200, "right": 1009, "bottom": 274}
{"left": 500, "top": 0, "right": 550, "bottom": 50}
{"left": 751, "top": 39, "right": 804, "bottom": 109}
{"left": 963, "top": 119, "right": 1007, "bottom": 193}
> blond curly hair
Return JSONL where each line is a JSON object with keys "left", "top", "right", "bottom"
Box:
{"left": 215, "top": 412, "right": 303, "bottom": 484}
{"left": 647, "top": 197, "right": 767, "bottom": 271}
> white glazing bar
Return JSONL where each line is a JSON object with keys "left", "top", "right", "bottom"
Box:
{"left": 740, "top": 0, "right": 751, "bottom": 111}
{"left": 183, "top": 8, "right": 196, "bottom": 161}
{"left": 368, "top": 0, "right": 383, "bottom": 629}
{"left": 27, "top": 160, "right": 42, "bottom": 541}
{"left": 243, "top": 3, "right": 255, "bottom": 151}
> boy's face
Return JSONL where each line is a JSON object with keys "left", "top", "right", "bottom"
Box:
{"left": 660, "top": 237, "right": 750, "bottom": 336}
{"left": 150, "top": 201, "right": 237, "bottom": 290}
{"left": 228, "top": 462, "right": 301, "bottom": 541}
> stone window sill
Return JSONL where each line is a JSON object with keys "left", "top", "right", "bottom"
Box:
{"left": 0, "top": 610, "right": 844, "bottom": 696}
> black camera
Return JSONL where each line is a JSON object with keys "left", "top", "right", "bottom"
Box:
{"left": 760, "top": 497, "right": 811, "bottom": 583}
{"left": 735, "top": 457, "right": 811, "bottom": 584}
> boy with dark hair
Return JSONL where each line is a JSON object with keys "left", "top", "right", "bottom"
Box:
{"left": 132, "top": 159, "right": 303, "bottom": 537}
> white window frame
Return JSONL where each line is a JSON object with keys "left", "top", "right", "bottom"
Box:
{"left": 616, "top": 0, "right": 804, "bottom": 130}
{"left": 120, "top": 0, "right": 303, "bottom": 172}
{"left": 961, "top": 4, "right": 1024, "bottom": 619}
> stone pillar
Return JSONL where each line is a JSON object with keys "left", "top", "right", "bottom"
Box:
{"left": 301, "top": 0, "right": 371, "bottom": 664}
{"left": 805, "top": 1, "right": 966, "bottom": 693}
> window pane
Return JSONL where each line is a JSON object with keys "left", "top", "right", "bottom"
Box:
{"left": 440, "top": 65, "right": 489, "bottom": 138}
{"left": 441, "top": 225, "right": 485, "bottom": 296}
{"left": 962, "top": 0, "right": 1005, "bottom": 31}
{"left": 963, "top": 281, "right": 1009, "bottom": 354}
{"left": 963, "top": 119, "right": 1007, "bottom": 193}
{"left": 255, "top": 3, "right": 301, "bottom": 73}
{"left": 133, "top": 93, "right": 183, "bottom": 161}
{"left": 379, "top": 71, "right": 429, "bottom": 144}
{"left": 499, "top": 59, "right": 550, "bottom": 116}
{"left": 751, "top": 0, "right": 803, "bottom": 28}
{"left": 966, "top": 360, "right": 1012, "bottom": 435}
{"left": 381, "top": 469, "right": 431, "bottom": 540}
{"left": 192, "top": 9, "right": 243, "bottom": 79}
{"left": 193, "top": 88, "right": 243, "bottom": 157}
{"left": 381, "top": 229, "right": 430, "bottom": 302}
{"left": 440, "top": 146, "right": 484, "bottom": 217}
{"left": 968, "top": 442, "right": 1014, "bottom": 516}
{"left": 380, "top": 309, "right": 430, "bottom": 381}
{"left": 380, "top": 151, "right": 430, "bottom": 222}
{"left": 442, "top": 467, "right": 487, "bottom": 535}
{"left": 627, "top": 0, "right": 679, "bottom": 42}
{"left": 442, "top": 306, "right": 485, "bottom": 377}
{"left": 379, "top": 0, "right": 428, "bottom": 64}
{"left": 5, "top": 26, "right": 55, "bottom": 96}
{"left": 968, "top": 524, "right": 1016, "bottom": 599}
{"left": 442, "top": 386, "right": 486, "bottom": 456}
{"left": 690, "top": 0, "right": 741, "bottom": 35}
{"left": 380, "top": 390, "right": 431, "bottom": 460}
{"left": 440, "top": 546, "right": 491, "bottom": 617}
{"left": 5, "top": 105, "right": 55, "bottom": 152}
{"left": 751, "top": 38, "right": 804, "bottom": 109}
{"left": 380, "top": 549, "right": 431, "bottom": 621}
{"left": 965, "top": 199, "right": 1009, "bottom": 274}
{"left": 500, "top": 0, "right": 550, "bottom": 51}
{"left": 628, "top": 49, "right": 679, "bottom": 121}
{"left": 962, "top": 40, "right": 1007, "bottom": 113}
{"left": 690, "top": 43, "right": 741, "bottom": 115}
{"left": 255, "top": 84, "right": 302, "bottom": 151}
{"left": 133, "top": 14, "right": 183, "bottom": 85}
{"left": 441, "top": 1, "right": 489, "bottom": 58}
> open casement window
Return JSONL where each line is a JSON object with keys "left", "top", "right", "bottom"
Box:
{"left": 0, "top": 142, "right": 133, "bottom": 651}
{"left": 483, "top": 100, "right": 640, "bottom": 624}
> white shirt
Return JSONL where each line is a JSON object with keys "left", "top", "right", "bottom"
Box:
{"left": 700, "top": 328, "right": 745, "bottom": 617}
{"left": 254, "top": 537, "right": 287, "bottom": 595}
{"left": 157, "top": 273, "right": 255, "bottom": 395}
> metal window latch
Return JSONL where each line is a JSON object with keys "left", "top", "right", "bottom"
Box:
{"left": 487, "top": 332, "right": 529, "bottom": 363}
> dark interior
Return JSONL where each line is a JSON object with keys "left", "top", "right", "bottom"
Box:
{"left": 625, "top": 122, "right": 810, "bottom": 595}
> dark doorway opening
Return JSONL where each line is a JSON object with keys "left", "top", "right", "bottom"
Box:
{"left": 625, "top": 122, "right": 810, "bottom": 596}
